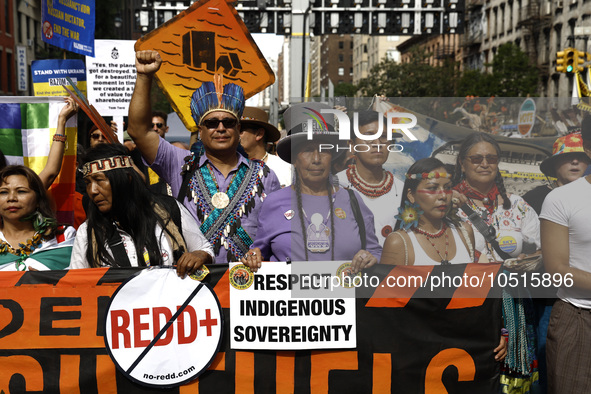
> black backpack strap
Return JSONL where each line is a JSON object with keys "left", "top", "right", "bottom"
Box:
{"left": 106, "top": 229, "right": 132, "bottom": 267}
{"left": 177, "top": 155, "right": 195, "bottom": 203}
{"left": 460, "top": 203, "right": 511, "bottom": 261}
{"left": 347, "top": 188, "right": 366, "bottom": 250}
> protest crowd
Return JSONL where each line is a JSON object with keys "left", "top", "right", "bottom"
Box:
{"left": 3, "top": 46, "right": 591, "bottom": 393}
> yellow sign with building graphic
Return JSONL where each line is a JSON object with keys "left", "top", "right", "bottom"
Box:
{"left": 135, "top": 0, "right": 275, "bottom": 132}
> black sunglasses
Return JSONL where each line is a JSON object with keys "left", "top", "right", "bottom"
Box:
{"left": 152, "top": 122, "right": 164, "bottom": 128}
{"left": 466, "top": 154, "right": 499, "bottom": 165}
{"left": 202, "top": 118, "right": 238, "bottom": 129}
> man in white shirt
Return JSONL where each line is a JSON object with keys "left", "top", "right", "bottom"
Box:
{"left": 541, "top": 119, "right": 591, "bottom": 392}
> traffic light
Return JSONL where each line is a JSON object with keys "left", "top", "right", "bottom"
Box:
{"left": 575, "top": 50, "right": 591, "bottom": 72}
{"left": 566, "top": 49, "right": 576, "bottom": 73}
{"left": 556, "top": 48, "right": 575, "bottom": 73}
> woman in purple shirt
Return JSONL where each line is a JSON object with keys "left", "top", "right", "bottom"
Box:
{"left": 242, "top": 103, "right": 382, "bottom": 273}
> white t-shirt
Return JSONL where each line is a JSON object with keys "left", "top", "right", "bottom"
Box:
{"left": 69, "top": 201, "right": 214, "bottom": 268}
{"left": 540, "top": 177, "right": 591, "bottom": 308}
{"left": 458, "top": 194, "right": 540, "bottom": 261}
{"left": 337, "top": 169, "right": 404, "bottom": 245}
{"left": 266, "top": 154, "right": 292, "bottom": 188}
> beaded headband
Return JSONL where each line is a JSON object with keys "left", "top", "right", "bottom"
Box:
{"left": 190, "top": 73, "right": 245, "bottom": 126}
{"left": 81, "top": 156, "right": 134, "bottom": 177}
{"left": 406, "top": 171, "right": 452, "bottom": 180}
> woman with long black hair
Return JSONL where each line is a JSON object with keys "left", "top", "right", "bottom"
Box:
{"left": 380, "top": 157, "right": 477, "bottom": 266}
{"left": 452, "top": 132, "right": 540, "bottom": 392}
{"left": 69, "top": 144, "right": 213, "bottom": 277}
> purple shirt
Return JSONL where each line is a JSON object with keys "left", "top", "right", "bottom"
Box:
{"left": 252, "top": 187, "right": 382, "bottom": 262}
{"left": 151, "top": 138, "right": 280, "bottom": 263}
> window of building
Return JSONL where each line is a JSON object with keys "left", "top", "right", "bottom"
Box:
{"left": 6, "top": 51, "right": 12, "bottom": 93}
{"left": 339, "top": 54, "right": 344, "bottom": 62}
{"left": 339, "top": 41, "right": 344, "bottom": 49}
{"left": 338, "top": 67, "right": 344, "bottom": 76}
{"left": 5, "top": 0, "right": 10, "bottom": 35}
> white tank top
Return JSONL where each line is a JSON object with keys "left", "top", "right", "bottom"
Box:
{"left": 408, "top": 226, "right": 472, "bottom": 265}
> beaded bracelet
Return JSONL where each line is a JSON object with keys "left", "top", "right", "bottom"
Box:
{"left": 53, "top": 134, "right": 67, "bottom": 142}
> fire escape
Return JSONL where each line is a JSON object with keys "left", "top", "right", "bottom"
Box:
{"left": 460, "top": 0, "right": 484, "bottom": 69}
{"left": 517, "top": 1, "right": 552, "bottom": 78}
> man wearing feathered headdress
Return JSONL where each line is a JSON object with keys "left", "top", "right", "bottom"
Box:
{"left": 127, "top": 50, "right": 280, "bottom": 265}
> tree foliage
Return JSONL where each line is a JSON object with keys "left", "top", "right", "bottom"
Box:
{"left": 357, "top": 48, "right": 459, "bottom": 97}
{"left": 334, "top": 82, "right": 359, "bottom": 97}
{"left": 358, "top": 43, "right": 539, "bottom": 97}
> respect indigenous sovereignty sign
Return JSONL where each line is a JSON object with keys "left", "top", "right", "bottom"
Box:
{"left": 229, "top": 262, "right": 356, "bottom": 350}
{"left": 0, "top": 263, "right": 502, "bottom": 393}
{"left": 0, "top": 97, "right": 77, "bottom": 223}
{"left": 31, "top": 59, "right": 87, "bottom": 97}
{"left": 41, "top": 0, "right": 95, "bottom": 57}
{"left": 134, "top": 0, "right": 275, "bottom": 133}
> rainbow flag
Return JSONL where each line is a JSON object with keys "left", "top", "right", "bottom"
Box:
{"left": 0, "top": 97, "right": 77, "bottom": 224}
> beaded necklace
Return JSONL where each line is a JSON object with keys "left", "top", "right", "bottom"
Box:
{"left": 0, "top": 231, "right": 44, "bottom": 271}
{"left": 416, "top": 226, "right": 450, "bottom": 265}
{"left": 346, "top": 165, "right": 394, "bottom": 198}
{"left": 413, "top": 222, "right": 446, "bottom": 238}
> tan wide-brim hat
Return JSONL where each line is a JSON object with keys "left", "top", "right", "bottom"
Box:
{"left": 240, "top": 107, "right": 281, "bottom": 143}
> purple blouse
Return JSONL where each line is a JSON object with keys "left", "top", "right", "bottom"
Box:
{"left": 151, "top": 138, "right": 281, "bottom": 263}
{"left": 252, "top": 187, "right": 382, "bottom": 262}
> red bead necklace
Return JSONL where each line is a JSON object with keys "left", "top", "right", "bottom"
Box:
{"left": 346, "top": 165, "right": 394, "bottom": 198}
{"left": 413, "top": 222, "right": 447, "bottom": 238}
{"left": 415, "top": 223, "right": 450, "bottom": 265}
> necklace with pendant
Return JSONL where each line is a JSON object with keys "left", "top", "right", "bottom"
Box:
{"left": 420, "top": 228, "right": 450, "bottom": 265}
{"left": 302, "top": 187, "right": 335, "bottom": 253}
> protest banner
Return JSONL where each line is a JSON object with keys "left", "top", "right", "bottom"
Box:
{"left": 0, "top": 97, "right": 77, "bottom": 223}
{"left": 134, "top": 0, "right": 275, "bottom": 132}
{"left": 229, "top": 261, "right": 356, "bottom": 350}
{"left": 41, "top": 0, "right": 95, "bottom": 57}
{"left": 0, "top": 263, "right": 502, "bottom": 393}
{"left": 31, "top": 59, "right": 87, "bottom": 97}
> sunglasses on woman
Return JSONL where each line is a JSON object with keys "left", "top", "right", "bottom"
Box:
{"left": 466, "top": 154, "right": 499, "bottom": 165}
{"left": 202, "top": 118, "right": 238, "bottom": 129}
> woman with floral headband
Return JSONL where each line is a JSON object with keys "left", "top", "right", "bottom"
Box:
{"left": 0, "top": 165, "right": 75, "bottom": 271}
{"left": 69, "top": 144, "right": 214, "bottom": 277}
{"left": 381, "top": 157, "right": 506, "bottom": 363}
{"left": 381, "top": 157, "right": 479, "bottom": 266}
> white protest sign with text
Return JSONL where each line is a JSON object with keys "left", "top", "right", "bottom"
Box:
{"left": 86, "top": 40, "right": 136, "bottom": 118}
{"left": 229, "top": 261, "right": 356, "bottom": 350}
